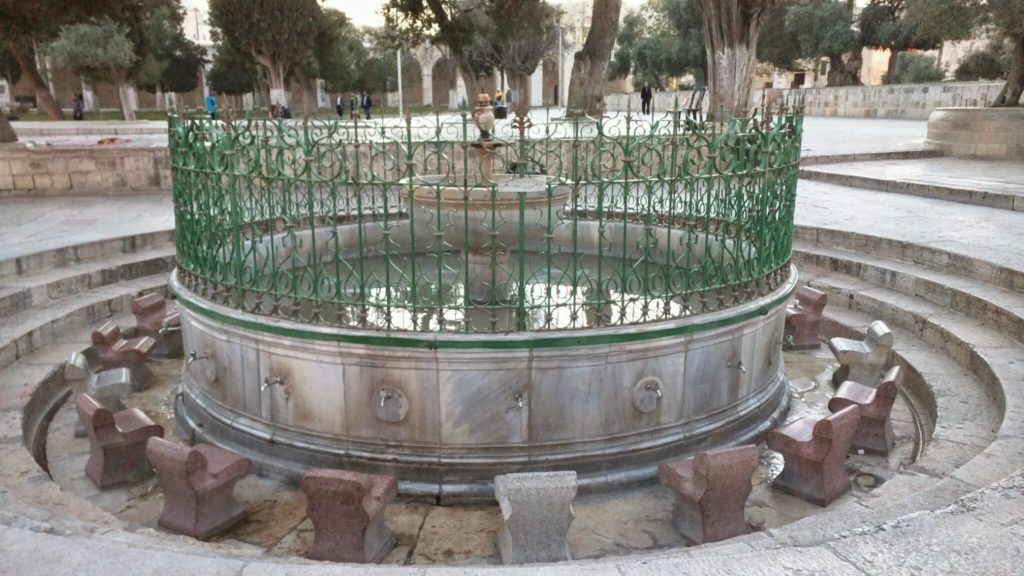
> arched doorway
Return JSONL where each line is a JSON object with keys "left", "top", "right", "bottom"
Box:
{"left": 431, "top": 58, "right": 453, "bottom": 110}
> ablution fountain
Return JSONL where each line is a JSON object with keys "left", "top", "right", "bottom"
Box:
{"left": 168, "top": 95, "right": 802, "bottom": 500}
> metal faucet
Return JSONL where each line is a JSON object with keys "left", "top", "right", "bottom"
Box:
{"left": 727, "top": 360, "right": 747, "bottom": 374}
{"left": 261, "top": 376, "right": 287, "bottom": 392}
{"left": 644, "top": 381, "right": 662, "bottom": 399}
{"left": 379, "top": 389, "right": 395, "bottom": 407}
{"left": 513, "top": 392, "right": 525, "bottom": 409}
{"left": 187, "top": 350, "right": 209, "bottom": 365}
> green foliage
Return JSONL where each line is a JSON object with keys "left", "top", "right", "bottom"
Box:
{"left": 609, "top": 0, "right": 705, "bottom": 87}
{"left": 48, "top": 18, "right": 137, "bottom": 82}
{"left": 859, "top": 0, "right": 941, "bottom": 55}
{"left": 158, "top": 36, "right": 206, "bottom": 93}
{"left": 786, "top": 1, "right": 857, "bottom": 62}
{"left": 891, "top": 52, "right": 945, "bottom": 84}
{"left": 210, "top": 0, "right": 322, "bottom": 78}
{"left": 955, "top": 42, "right": 1010, "bottom": 81}
{"left": 313, "top": 9, "right": 365, "bottom": 93}
{"left": 757, "top": 3, "right": 801, "bottom": 71}
{"left": 208, "top": 43, "right": 257, "bottom": 95}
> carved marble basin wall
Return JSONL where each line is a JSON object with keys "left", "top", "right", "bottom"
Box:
{"left": 172, "top": 265, "right": 793, "bottom": 500}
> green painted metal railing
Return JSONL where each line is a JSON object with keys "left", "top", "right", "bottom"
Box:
{"left": 168, "top": 104, "right": 803, "bottom": 334}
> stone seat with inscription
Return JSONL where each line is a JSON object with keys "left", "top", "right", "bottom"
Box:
{"left": 76, "top": 393, "right": 164, "bottom": 489}
{"left": 131, "top": 293, "right": 183, "bottom": 358}
{"left": 91, "top": 321, "right": 156, "bottom": 389}
{"left": 495, "top": 471, "right": 577, "bottom": 564}
{"left": 767, "top": 405, "right": 860, "bottom": 506}
{"left": 828, "top": 366, "right": 902, "bottom": 455}
{"left": 302, "top": 469, "right": 398, "bottom": 564}
{"left": 784, "top": 286, "right": 828, "bottom": 350}
{"left": 66, "top": 350, "right": 132, "bottom": 438}
{"left": 828, "top": 320, "right": 893, "bottom": 387}
{"left": 658, "top": 445, "right": 759, "bottom": 544}
{"left": 146, "top": 437, "right": 251, "bottom": 540}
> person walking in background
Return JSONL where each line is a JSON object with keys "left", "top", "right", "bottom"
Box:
{"left": 72, "top": 93, "right": 85, "bottom": 121}
{"left": 640, "top": 81, "right": 653, "bottom": 116}
{"left": 205, "top": 90, "right": 217, "bottom": 120}
{"left": 360, "top": 91, "right": 372, "bottom": 120}
{"left": 335, "top": 93, "right": 344, "bottom": 118}
{"left": 349, "top": 94, "right": 358, "bottom": 120}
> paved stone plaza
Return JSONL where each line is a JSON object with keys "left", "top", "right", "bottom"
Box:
{"left": 1, "top": 115, "right": 1023, "bottom": 575}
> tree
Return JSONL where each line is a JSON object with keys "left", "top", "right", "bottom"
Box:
{"left": 700, "top": 0, "right": 779, "bottom": 120}
{"left": 208, "top": 43, "right": 258, "bottom": 97}
{"left": 210, "top": 0, "right": 322, "bottom": 108}
{"left": 314, "top": 9, "right": 366, "bottom": 94}
{"left": 955, "top": 43, "right": 1009, "bottom": 81}
{"left": 652, "top": 0, "right": 707, "bottom": 85}
{"left": 566, "top": 0, "right": 622, "bottom": 115}
{"left": 891, "top": 52, "right": 944, "bottom": 83}
{"left": 757, "top": 0, "right": 863, "bottom": 87}
{"left": 0, "top": 0, "right": 121, "bottom": 119}
{"left": 986, "top": 0, "right": 1024, "bottom": 106}
{"left": 384, "top": 0, "right": 491, "bottom": 103}
{"left": 48, "top": 19, "right": 138, "bottom": 120}
{"left": 156, "top": 36, "right": 206, "bottom": 94}
{"left": 859, "top": 0, "right": 943, "bottom": 84}
{"left": 478, "top": 0, "right": 560, "bottom": 107}
{"left": 0, "top": 43, "right": 22, "bottom": 88}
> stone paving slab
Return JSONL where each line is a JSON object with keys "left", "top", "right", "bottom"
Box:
{"left": 802, "top": 158, "right": 1024, "bottom": 210}
{"left": 0, "top": 194, "right": 173, "bottom": 261}
{"left": 795, "top": 180, "right": 1024, "bottom": 275}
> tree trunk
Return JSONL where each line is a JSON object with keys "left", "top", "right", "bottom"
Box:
{"left": 508, "top": 72, "right": 531, "bottom": 114}
{"left": 453, "top": 53, "right": 481, "bottom": 109}
{"left": 294, "top": 68, "right": 317, "bottom": 118}
{"left": 8, "top": 42, "right": 64, "bottom": 120}
{"left": 566, "top": 0, "right": 622, "bottom": 117}
{"left": 0, "top": 112, "right": 17, "bottom": 143}
{"left": 993, "top": 34, "right": 1024, "bottom": 107}
{"left": 884, "top": 49, "right": 899, "bottom": 85}
{"left": 700, "top": 0, "right": 777, "bottom": 121}
{"left": 116, "top": 79, "right": 136, "bottom": 121}
{"left": 264, "top": 62, "right": 289, "bottom": 109}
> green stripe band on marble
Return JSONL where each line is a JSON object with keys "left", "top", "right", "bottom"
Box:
{"left": 170, "top": 273, "right": 795, "bottom": 350}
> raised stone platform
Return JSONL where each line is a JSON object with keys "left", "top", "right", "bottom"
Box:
{"left": 1, "top": 119, "right": 1024, "bottom": 574}
{"left": 927, "top": 107, "right": 1024, "bottom": 160}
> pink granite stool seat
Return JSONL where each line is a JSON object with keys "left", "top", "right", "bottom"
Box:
{"left": 131, "top": 293, "right": 182, "bottom": 358}
{"left": 784, "top": 286, "right": 828, "bottom": 350}
{"left": 658, "top": 445, "right": 759, "bottom": 544}
{"left": 91, "top": 321, "right": 157, "bottom": 370}
{"left": 302, "top": 468, "right": 398, "bottom": 563}
{"left": 767, "top": 405, "right": 860, "bottom": 506}
{"left": 828, "top": 366, "right": 902, "bottom": 455}
{"left": 146, "top": 437, "right": 251, "bottom": 540}
{"left": 76, "top": 393, "right": 164, "bottom": 489}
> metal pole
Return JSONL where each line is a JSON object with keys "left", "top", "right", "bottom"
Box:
{"left": 397, "top": 48, "right": 404, "bottom": 117}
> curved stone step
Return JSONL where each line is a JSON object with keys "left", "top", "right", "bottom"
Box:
{"left": 793, "top": 242, "right": 1024, "bottom": 346}
{"left": 0, "top": 245, "right": 175, "bottom": 318}
{"left": 0, "top": 273, "right": 170, "bottom": 369}
{"left": 0, "top": 229, "right": 174, "bottom": 280}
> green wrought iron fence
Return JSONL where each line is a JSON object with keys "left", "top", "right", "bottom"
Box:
{"left": 169, "top": 103, "right": 803, "bottom": 333}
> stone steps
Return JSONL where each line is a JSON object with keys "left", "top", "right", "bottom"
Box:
{"left": 0, "top": 229, "right": 173, "bottom": 279}
{"left": 0, "top": 273, "right": 170, "bottom": 369}
{"left": 0, "top": 244, "right": 175, "bottom": 318}
{"left": 799, "top": 169, "right": 1022, "bottom": 211}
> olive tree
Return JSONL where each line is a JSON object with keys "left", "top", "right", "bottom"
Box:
{"left": 700, "top": 0, "right": 779, "bottom": 120}
{"left": 210, "top": 0, "right": 321, "bottom": 108}
{"left": 48, "top": 19, "right": 138, "bottom": 120}
{"left": 566, "top": 0, "right": 623, "bottom": 116}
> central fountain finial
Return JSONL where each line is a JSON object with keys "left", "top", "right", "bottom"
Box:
{"left": 471, "top": 91, "right": 503, "bottom": 181}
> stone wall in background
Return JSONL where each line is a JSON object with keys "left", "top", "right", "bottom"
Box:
{"left": 927, "top": 107, "right": 1024, "bottom": 160}
{"left": 0, "top": 146, "right": 170, "bottom": 196}
{"left": 606, "top": 81, "right": 1006, "bottom": 120}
